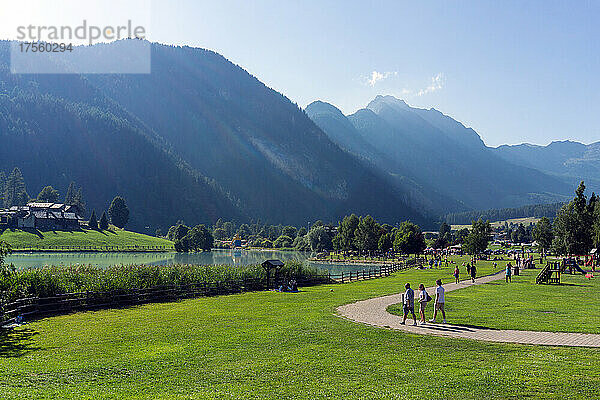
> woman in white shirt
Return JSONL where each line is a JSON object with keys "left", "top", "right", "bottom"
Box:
{"left": 418, "top": 283, "right": 429, "bottom": 323}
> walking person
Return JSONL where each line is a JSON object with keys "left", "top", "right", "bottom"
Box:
{"left": 429, "top": 279, "right": 446, "bottom": 323}
{"left": 401, "top": 283, "right": 417, "bottom": 326}
{"left": 505, "top": 262, "right": 512, "bottom": 283}
{"left": 453, "top": 266, "right": 460, "bottom": 284}
{"left": 470, "top": 263, "right": 477, "bottom": 283}
{"left": 418, "top": 283, "right": 430, "bottom": 323}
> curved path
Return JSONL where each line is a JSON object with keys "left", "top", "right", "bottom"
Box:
{"left": 336, "top": 271, "right": 600, "bottom": 347}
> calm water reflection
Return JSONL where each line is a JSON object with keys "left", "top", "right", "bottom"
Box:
{"left": 5, "top": 249, "right": 378, "bottom": 273}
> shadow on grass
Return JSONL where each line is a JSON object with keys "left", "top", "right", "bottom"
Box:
{"left": 89, "top": 229, "right": 117, "bottom": 237}
{"left": 18, "top": 228, "right": 44, "bottom": 239}
{"left": 0, "top": 327, "right": 40, "bottom": 358}
{"left": 559, "top": 282, "right": 589, "bottom": 287}
{"left": 419, "top": 322, "right": 498, "bottom": 333}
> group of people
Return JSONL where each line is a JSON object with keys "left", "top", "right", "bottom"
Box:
{"left": 427, "top": 256, "right": 449, "bottom": 269}
{"left": 514, "top": 255, "right": 534, "bottom": 270}
{"left": 455, "top": 262, "right": 477, "bottom": 283}
{"left": 401, "top": 259, "right": 487, "bottom": 325}
{"left": 401, "top": 280, "right": 446, "bottom": 325}
{"left": 277, "top": 279, "right": 298, "bottom": 292}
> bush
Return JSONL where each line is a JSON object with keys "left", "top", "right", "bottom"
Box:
{"left": 273, "top": 235, "right": 293, "bottom": 248}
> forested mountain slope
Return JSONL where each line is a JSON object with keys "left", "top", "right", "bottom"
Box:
{"left": 0, "top": 40, "right": 429, "bottom": 230}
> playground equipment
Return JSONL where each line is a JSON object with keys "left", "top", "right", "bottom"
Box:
{"left": 562, "top": 258, "right": 587, "bottom": 275}
{"left": 536, "top": 262, "right": 562, "bottom": 284}
{"left": 537, "top": 258, "right": 589, "bottom": 284}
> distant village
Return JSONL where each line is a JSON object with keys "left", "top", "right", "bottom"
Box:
{"left": 0, "top": 202, "right": 83, "bottom": 231}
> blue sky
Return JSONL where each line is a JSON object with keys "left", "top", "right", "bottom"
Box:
{"left": 148, "top": 0, "right": 599, "bottom": 147}
{"left": 2, "top": 1, "right": 598, "bottom": 146}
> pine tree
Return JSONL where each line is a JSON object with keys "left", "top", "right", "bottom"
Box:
{"left": 594, "top": 201, "right": 600, "bottom": 249}
{"left": 0, "top": 172, "right": 6, "bottom": 205}
{"left": 3, "top": 167, "right": 29, "bottom": 208}
{"left": 64, "top": 182, "right": 76, "bottom": 204}
{"left": 108, "top": 196, "right": 129, "bottom": 229}
{"left": 72, "top": 187, "right": 86, "bottom": 217}
{"left": 553, "top": 182, "right": 595, "bottom": 255}
{"left": 99, "top": 212, "right": 109, "bottom": 230}
{"left": 88, "top": 210, "right": 98, "bottom": 230}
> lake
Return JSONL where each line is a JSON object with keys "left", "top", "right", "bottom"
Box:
{"left": 4, "top": 249, "right": 378, "bottom": 274}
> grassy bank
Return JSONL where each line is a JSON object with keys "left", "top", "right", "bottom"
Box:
{"left": 0, "top": 228, "right": 173, "bottom": 251}
{"left": 0, "top": 259, "right": 597, "bottom": 399}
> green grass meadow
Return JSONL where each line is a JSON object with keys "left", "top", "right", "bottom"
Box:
{"left": 1, "top": 258, "right": 599, "bottom": 399}
{"left": 0, "top": 228, "right": 173, "bottom": 250}
{"left": 443, "top": 268, "right": 600, "bottom": 334}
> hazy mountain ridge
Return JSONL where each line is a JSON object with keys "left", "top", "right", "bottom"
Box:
{"left": 307, "top": 96, "right": 572, "bottom": 212}
{"left": 305, "top": 101, "right": 468, "bottom": 216}
{"left": 493, "top": 140, "right": 600, "bottom": 192}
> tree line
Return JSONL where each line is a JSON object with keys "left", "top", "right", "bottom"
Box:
{"left": 444, "top": 202, "right": 565, "bottom": 225}
{"left": 167, "top": 214, "right": 491, "bottom": 255}
{"left": 440, "top": 182, "right": 599, "bottom": 256}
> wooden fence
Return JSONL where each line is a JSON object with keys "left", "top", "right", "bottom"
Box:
{"left": 327, "top": 262, "right": 415, "bottom": 283}
{"left": 1, "top": 260, "right": 421, "bottom": 327}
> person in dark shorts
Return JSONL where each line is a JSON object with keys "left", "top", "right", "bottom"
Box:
{"left": 401, "top": 283, "right": 417, "bottom": 326}
{"left": 430, "top": 279, "right": 446, "bottom": 323}
{"left": 470, "top": 263, "right": 477, "bottom": 283}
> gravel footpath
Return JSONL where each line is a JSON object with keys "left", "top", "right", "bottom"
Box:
{"left": 336, "top": 271, "right": 600, "bottom": 347}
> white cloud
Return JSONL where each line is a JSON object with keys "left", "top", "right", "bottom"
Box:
{"left": 417, "top": 73, "right": 445, "bottom": 96}
{"left": 367, "top": 70, "right": 397, "bottom": 87}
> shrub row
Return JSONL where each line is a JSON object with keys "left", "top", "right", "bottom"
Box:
{"left": 0, "top": 261, "right": 329, "bottom": 304}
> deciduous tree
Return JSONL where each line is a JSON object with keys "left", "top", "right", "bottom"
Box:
{"left": 282, "top": 226, "right": 297, "bottom": 240}
{"left": 37, "top": 186, "right": 60, "bottom": 203}
{"left": 532, "top": 217, "right": 553, "bottom": 253}
{"left": 167, "top": 224, "right": 190, "bottom": 242}
{"left": 353, "top": 215, "right": 381, "bottom": 252}
{"left": 274, "top": 235, "right": 293, "bottom": 248}
{"left": 463, "top": 219, "right": 492, "bottom": 255}
{"left": 308, "top": 225, "right": 332, "bottom": 252}
{"left": 393, "top": 221, "right": 426, "bottom": 255}
{"left": 332, "top": 214, "right": 359, "bottom": 251}
{"left": 378, "top": 232, "right": 393, "bottom": 252}
{"left": 181, "top": 224, "right": 214, "bottom": 252}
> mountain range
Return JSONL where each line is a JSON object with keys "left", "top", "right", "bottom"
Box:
{"left": 0, "top": 40, "right": 594, "bottom": 232}
{"left": 306, "top": 96, "right": 574, "bottom": 214}
{"left": 492, "top": 141, "right": 600, "bottom": 193}
{"left": 0, "top": 40, "right": 427, "bottom": 231}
